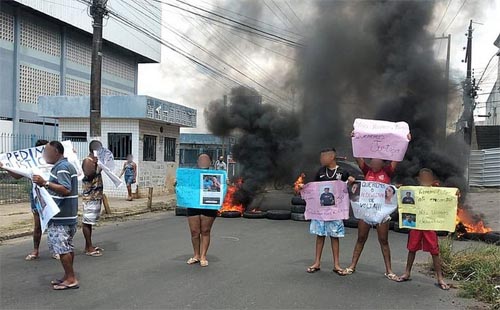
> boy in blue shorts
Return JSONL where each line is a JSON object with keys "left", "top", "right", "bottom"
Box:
{"left": 306, "top": 148, "right": 355, "bottom": 274}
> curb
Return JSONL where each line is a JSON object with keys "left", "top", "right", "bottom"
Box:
{"left": 0, "top": 202, "right": 176, "bottom": 242}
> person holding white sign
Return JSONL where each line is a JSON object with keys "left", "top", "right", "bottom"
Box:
{"left": 0, "top": 139, "right": 54, "bottom": 261}
{"left": 32, "top": 141, "right": 79, "bottom": 290}
{"left": 340, "top": 132, "right": 411, "bottom": 281}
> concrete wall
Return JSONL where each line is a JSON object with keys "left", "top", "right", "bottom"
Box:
{"left": 137, "top": 120, "right": 180, "bottom": 197}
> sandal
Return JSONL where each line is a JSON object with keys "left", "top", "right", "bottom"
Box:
{"left": 339, "top": 267, "right": 355, "bottom": 276}
{"left": 435, "top": 282, "right": 450, "bottom": 290}
{"left": 385, "top": 273, "right": 400, "bottom": 282}
{"left": 332, "top": 268, "right": 343, "bottom": 275}
{"left": 25, "top": 254, "right": 39, "bottom": 261}
{"left": 186, "top": 257, "right": 200, "bottom": 265}
{"left": 200, "top": 260, "right": 209, "bottom": 267}
{"left": 51, "top": 279, "right": 64, "bottom": 285}
{"left": 53, "top": 282, "right": 79, "bottom": 290}
{"left": 85, "top": 250, "right": 103, "bottom": 257}
{"left": 306, "top": 266, "right": 321, "bottom": 273}
{"left": 397, "top": 275, "right": 412, "bottom": 282}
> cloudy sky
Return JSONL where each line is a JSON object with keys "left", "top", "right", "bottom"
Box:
{"left": 137, "top": 0, "right": 500, "bottom": 133}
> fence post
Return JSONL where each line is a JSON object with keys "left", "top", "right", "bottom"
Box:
{"left": 147, "top": 187, "right": 153, "bottom": 210}
{"left": 102, "top": 193, "right": 111, "bottom": 214}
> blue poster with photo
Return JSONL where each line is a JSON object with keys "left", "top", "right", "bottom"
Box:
{"left": 176, "top": 168, "right": 227, "bottom": 210}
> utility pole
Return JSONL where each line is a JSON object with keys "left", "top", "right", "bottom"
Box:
{"left": 89, "top": 0, "right": 108, "bottom": 139}
{"left": 456, "top": 20, "right": 477, "bottom": 146}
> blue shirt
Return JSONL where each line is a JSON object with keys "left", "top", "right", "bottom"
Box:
{"left": 48, "top": 158, "right": 79, "bottom": 226}
{"left": 402, "top": 219, "right": 416, "bottom": 227}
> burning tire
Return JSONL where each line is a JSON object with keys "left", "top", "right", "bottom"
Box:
{"left": 220, "top": 211, "right": 242, "bottom": 218}
{"left": 291, "top": 197, "right": 306, "bottom": 206}
{"left": 266, "top": 210, "right": 291, "bottom": 220}
{"left": 175, "top": 207, "right": 187, "bottom": 216}
{"left": 291, "top": 205, "right": 306, "bottom": 214}
{"left": 291, "top": 212, "right": 308, "bottom": 221}
{"left": 243, "top": 211, "right": 268, "bottom": 219}
{"left": 483, "top": 232, "right": 500, "bottom": 245}
{"left": 343, "top": 218, "right": 359, "bottom": 228}
{"left": 393, "top": 222, "right": 409, "bottom": 234}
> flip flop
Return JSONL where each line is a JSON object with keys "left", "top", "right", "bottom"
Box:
{"left": 53, "top": 283, "right": 79, "bottom": 290}
{"left": 338, "top": 267, "right": 355, "bottom": 276}
{"left": 397, "top": 275, "right": 412, "bottom": 282}
{"left": 332, "top": 269, "right": 343, "bottom": 275}
{"left": 384, "top": 273, "right": 401, "bottom": 282}
{"left": 50, "top": 279, "right": 64, "bottom": 285}
{"left": 85, "top": 250, "right": 103, "bottom": 257}
{"left": 306, "top": 266, "right": 321, "bottom": 273}
{"left": 200, "top": 260, "right": 209, "bottom": 267}
{"left": 25, "top": 254, "right": 39, "bottom": 261}
{"left": 435, "top": 283, "right": 450, "bottom": 290}
{"left": 186, "top": 258, "right": 200, "bottom": 265}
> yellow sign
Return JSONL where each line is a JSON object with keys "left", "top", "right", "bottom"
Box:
{"left": 398, "top": 186, "right": 458, "bottom": 232}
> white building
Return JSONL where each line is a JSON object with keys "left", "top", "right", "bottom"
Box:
{"left": 39, "top": 95, "right": 197, "bottom": 198}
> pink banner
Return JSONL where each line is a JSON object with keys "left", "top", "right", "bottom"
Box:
{"left": 352, "top": 118, "right": 410, "bottom": 161}
{"left": 301, "top": 181, "right": 349, "bottom": 221}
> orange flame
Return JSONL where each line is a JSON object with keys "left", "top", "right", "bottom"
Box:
{"left": 294, "top": 173, "right": 305, "bottom": 194}
{"left": 456, "top": 207, "right": 492, "bottom": 235}
{"left": 219, "top": 178, "right": 244, "bottom": 214}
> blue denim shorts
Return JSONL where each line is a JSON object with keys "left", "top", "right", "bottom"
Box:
{"left": 124, "top": 174, "right": 135, "bottom": 185}
{"left": 47, "top": 224, "right": 77, "bottom": 255}
{"left": 309, "top": 220, "right": 345, "bottom": 237}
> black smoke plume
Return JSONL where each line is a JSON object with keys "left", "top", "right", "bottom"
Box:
{"left": 204, "top": 86, "right": 300, "bottom": 207}
{"left": 296, "top": 1, "right": 467, "bottom": 192}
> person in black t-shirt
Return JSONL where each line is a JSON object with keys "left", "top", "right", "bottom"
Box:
{"left": 306, "top": 148, "right": 355, "bottom": 275}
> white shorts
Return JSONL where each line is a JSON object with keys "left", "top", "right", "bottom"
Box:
{"left": 82, "top": 199, "right": 102, "bottom": 225}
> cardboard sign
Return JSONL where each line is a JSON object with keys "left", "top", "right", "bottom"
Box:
{"left": 301, "top": 181, "right": 349, "bottom": 221}
{"left": 349, "top": 181, "right": 398, "bottom": 224}
{"left": 352, "top": 118, "right": 410, "bottom": 161}
{"left": 398, "top": 186, "right": 458, "bottom": 232}
{"left": 176, "top": 168, "right": 227, "bottom": 210}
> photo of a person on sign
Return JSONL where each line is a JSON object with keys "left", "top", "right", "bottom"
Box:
{"left": 320, "top": 187, "right": 335, "bottom": 206}
{"left": 402, "top": 191, "right": 415, "bottom": 204}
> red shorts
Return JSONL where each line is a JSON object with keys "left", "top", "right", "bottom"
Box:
{"left": 407, "top": 230, "right": 439, "bottom": 255}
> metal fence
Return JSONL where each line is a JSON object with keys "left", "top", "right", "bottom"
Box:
{"left": 469, "top": 148, "right": 500, "bottom": 187}
{"left": 0, "top": 133, "right": 56, "bottom": 204}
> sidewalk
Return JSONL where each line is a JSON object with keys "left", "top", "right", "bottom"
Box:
{"left": 0, "top": 194, "right": 177, "bottom": 241}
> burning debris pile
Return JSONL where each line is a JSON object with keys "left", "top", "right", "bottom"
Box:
{"left": 219, "top": 179, "right": 245, "bottom": 216}
{"left": 205, "top": 86, "right": 300, "bottom": 210}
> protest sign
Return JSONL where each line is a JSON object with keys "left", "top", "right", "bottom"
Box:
{"left": 32, "top": 185, "right": 60, "bottom": 233}
{"left": 0, "top": 140, "right": 83, "bottom": 180}
{"left": 93, "top": 149, "right": 122, "bottom": 188}
{"left": 398, "top": 186, "right": 458, "bottom": 232}
{"left": 301, "top": 181, "right": 349, "bottom": 221}
{"left": 176, "top": 168, "right": 227, "bottom": 210}
{"left": 349, "top": 181, "right": 398, "bottom": 224}
{"left": 352, "top": 118, "right": 410, "bottom": 161}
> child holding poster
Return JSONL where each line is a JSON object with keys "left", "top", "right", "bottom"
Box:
{"left": 341, "top": 132, "right": 411, "bottom": 281}
{"left": 306, "top": 148, "right": 354, "bottom": 274}
{"left": 397, "top": 168, "right": 450, "bottom": 290}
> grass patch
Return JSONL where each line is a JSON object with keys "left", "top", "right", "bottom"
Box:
{"left": 438, "top": 237, "right": 500, "bottom": 308}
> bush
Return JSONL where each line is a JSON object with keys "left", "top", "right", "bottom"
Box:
{"left": 437, "top": 237, "right": 500, "bottom": 308}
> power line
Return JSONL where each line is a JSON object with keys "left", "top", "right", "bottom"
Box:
{"left": 434, "top": 0, "right": 452, "bottom": 34}
{"left": 151, "top": 0, "right": 303, "bottom": 48}
{"left": 442, "top": 0, "right": 467, "bottom": 33}
{"left": 124, "top": 0, "right": 289, "bottom": 107}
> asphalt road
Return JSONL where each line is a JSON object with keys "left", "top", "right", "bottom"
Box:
{"left": 0, "top": 212, "right": 476, "bottom": 310}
